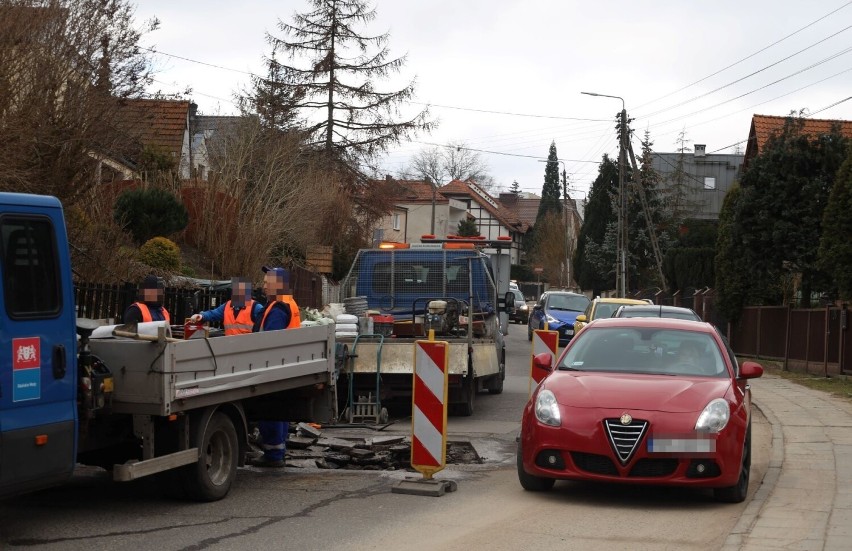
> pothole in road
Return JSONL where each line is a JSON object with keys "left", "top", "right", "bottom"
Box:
{"left": 257, "top": 426, "right": 482, "bottom": 471}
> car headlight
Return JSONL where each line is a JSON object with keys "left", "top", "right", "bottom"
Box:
{"left": 535, "top": 389, "right": 561, "bottom": 427}
{"left": 546, "top": 314, "right": 560, "bottom": 325}
{"left": 694, "top": 398, "right": 730, "bottom": 433}
{"left": 519, "top": 304, "right": 528, "bottom": 311}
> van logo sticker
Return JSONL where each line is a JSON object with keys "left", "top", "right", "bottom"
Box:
{"left": 12, "top": 337, "right": 41, "bottom": 402}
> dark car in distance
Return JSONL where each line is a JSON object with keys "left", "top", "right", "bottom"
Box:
{"left": 527, "top": 291, "right": 591, "bottom": 345}
{"left": 509, "top": 289, "right": 531, "bottom": 324}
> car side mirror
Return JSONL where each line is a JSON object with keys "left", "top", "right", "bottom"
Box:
{"left": 532, "top": 304, "right": 542, "bottom": 310}
{"left": 504, "top": 291, "right": 515, "bottom": 311}
{"left": 739, "top": 361, "right": 764, "bottom": 379}
{"left": 532, "top": 352, "right": 554, "bottom": 381}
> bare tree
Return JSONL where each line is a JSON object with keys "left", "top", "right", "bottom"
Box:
{"left": 443, "top": 141, "right": 490, "bottom": 184}
{"left": 0, "top": 0, "right": 156, "bottom": 203}
{"left": 268, "top": 0, "right": 433, "bottom": 161}
{"left": 408, "top": 141, "right": 493, "bottom": 188}
{"left": 411, "top": 146, "right": 443, "bottom": 185}
{"left": 193, "top": 118, "right": 334, "bottom": 277}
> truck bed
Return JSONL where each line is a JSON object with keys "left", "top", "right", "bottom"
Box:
{"left": 89, "top": 325, "right": 335, "bottom": 416}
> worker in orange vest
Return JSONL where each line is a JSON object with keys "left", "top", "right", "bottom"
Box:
{"left": 250, "top": 266, "right": 301, "bottom": 468}
{"left": 189, "top": 277, "right": 263, "bottom": 335}
{"left": 123, "top": 275, "right": 170, "bottom": 324}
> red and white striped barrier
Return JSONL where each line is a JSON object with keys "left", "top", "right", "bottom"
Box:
{"left": 411, "top": 340, "right": 450, "bottom": 479}
{"left": 529, "top": 329, "right": 559, "bottom": 395}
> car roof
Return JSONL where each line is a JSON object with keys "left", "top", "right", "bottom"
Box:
{"left": 593, "top": 297, "right": 649, "bottom": 305}
{"left": 544, "top": 291, "right": 586, "bottom": 297}
{"left": 616, "top": 305, "right": 698, "bottom": 314}
{"left": 587, "top": 316, "right": 715, "bottom": 333}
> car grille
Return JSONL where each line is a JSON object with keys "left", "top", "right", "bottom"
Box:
{"left": 604, "top": 418, "right": 648, "bottom": 465}
{"left": 571, "top": 452, "right": 618, "bottom": 475}
{"left": 629, "top": 458, "right": 678, "bottom": 477}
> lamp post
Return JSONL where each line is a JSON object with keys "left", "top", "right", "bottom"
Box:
{"left": 581, "top": 91, "right": 627, "bottom": 297}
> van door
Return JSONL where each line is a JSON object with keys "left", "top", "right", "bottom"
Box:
{"left": 0, "top": 200, "right": 77, "bottom": 496}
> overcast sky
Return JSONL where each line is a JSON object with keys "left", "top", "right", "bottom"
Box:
{"left": 134, "top": 0, "right": 852, "bottom": 201}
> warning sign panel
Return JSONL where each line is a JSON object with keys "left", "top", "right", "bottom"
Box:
{"left": 12, "top": 337, "right": 41, "bottom": 402}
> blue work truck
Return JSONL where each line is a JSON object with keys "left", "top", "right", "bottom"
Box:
{"left": 337, "top": 237, "right": 514, "bottom": 417}
{"left": 0, "top": 193, "right": 336, "bottom": 501}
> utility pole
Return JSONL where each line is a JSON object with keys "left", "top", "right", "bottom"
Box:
{"left": 428, "top": 176, "right": 436, "bottom": 235}
{"left": 582, "top": 91, "right": 628, "bottom": 297}
{"left": 618, "top": 107, "right": 628, "bottom": 298}
{"left": 626, "top": 142, "right": 668, "bottom": 291}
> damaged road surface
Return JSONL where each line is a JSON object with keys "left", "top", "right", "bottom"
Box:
{"left": 267, "top": 423, "right": 483, "bottom": 471}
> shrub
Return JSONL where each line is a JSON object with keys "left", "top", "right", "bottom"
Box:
{"left": 139, "top": 237, "right": 181, "bottom": 272}
{"left": 114, "top": 188, "right": 189, "bottom": 244}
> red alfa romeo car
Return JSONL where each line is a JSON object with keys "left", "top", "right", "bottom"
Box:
{"left": 517, "top": 317, "right": 763, "bottom": 502}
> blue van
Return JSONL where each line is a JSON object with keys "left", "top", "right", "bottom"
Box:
{"left": 0, "top": 193, "right": 78, "bottom": 497}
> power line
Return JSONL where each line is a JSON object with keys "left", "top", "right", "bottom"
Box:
{"left": 142, "top": 46, "right": 609, "bottom": 123}
{"left": 410, "top": 140, "right": 600, "bottom": 163}
{"left": 641, "top": 45, "right": 852, "bottom": 130}
{"left": 633, "top": 1, "right": 852, "bottom": 110}
{"left": 410, "top": 101, "right": 610, "bottom": 122}
{"left": 637, "top": 23, "right": 852, "bottom": 119}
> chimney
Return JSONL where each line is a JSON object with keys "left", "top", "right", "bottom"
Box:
{"left": 499, "top": 192, "right": 518, "bottom": 206}
{"left": 694, "top": 144, "right": 706, "bottom": 158}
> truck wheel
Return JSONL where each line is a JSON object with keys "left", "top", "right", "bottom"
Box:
{"left": 183, "top": 412, "right": 238, "bottom": 502}
{"left": 487, "top": 373, "right": 504, "bottom": 395}
{"left": 456, "top": 374, "right": 475, "bottom": 417}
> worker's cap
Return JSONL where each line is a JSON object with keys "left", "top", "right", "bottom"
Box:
{"left": 262, "top": 266, "right": 290, "bottom": 284}
{"left": 141, "top": 274, "right": 165, "bottom": 290}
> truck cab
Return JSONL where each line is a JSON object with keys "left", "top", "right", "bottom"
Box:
{"left": 0, "top": 193, "right": 77, "bottom": 497}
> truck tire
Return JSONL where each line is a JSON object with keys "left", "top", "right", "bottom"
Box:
{"left": 488, "top": 346, "right": 506, "bottom": 394}
{"left": 456, "top": 373, "right": 475, "bottom": 417}
{"left": 182, "top": 412, "right": 238, "bottom": 502}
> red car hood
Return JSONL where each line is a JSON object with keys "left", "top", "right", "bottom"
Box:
{"left": 546, "top": 372, "right": 731, "bottom": 413}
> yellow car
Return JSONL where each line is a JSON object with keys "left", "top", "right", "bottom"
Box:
{"left": 573, "top": 297, "right": 650, "bottom": 334}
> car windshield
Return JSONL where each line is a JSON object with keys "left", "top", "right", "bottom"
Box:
{"left": 547, "top": 294, "right": 589, "bottom": 312}
{"left": 557, "top": 327, "right": 727, "bottom": 377}
{"left": 512, "top": 290, "right": 525, "bottom": 302}
{"left": 593, "top": 303, "right": 620, "bottom": 319}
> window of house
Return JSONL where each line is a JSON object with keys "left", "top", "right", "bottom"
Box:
{"left": 392, "top": 213, "right": 401, "bottom": 231}
{"left": 704, "top": 177, "right": 716, "bottom": 190}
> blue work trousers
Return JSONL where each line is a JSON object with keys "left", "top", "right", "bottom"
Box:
{"left": 258, "top": 421, "right": 289, "bottom": 461}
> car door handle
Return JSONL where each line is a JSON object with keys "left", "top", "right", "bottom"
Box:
{"left": 53, "top": 344, "right": 66, "bottom": 379}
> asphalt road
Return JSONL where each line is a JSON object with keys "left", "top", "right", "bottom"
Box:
{"left": 0, "top": 325, "right": 771, "bottom": 550}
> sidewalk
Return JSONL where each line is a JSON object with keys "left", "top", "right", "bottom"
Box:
{"left": 723, "top": 373, "right": 852, "bottom": 551}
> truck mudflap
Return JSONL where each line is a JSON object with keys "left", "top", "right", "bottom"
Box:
{"left": 113, "top": 448, "right": 198, "bottom": 482}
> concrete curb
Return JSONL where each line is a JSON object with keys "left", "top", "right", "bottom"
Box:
{"left": 721, "top": 399, "right": 785, "bottom": 550}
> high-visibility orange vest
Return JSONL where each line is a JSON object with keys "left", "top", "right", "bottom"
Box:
{"left": 223, "top": 300, "right": 255, "bottom": 335}
{"left": 134, "top": 302, "right": 171, "bottom": 324}
{"left": 259, "top": 295, "right": 301, "bottom": 330}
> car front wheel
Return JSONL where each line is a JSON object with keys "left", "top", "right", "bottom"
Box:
{"left": 516, "top": 441, "right": 555, "bottom": 492}
{"left": 714, "top": 423, "right": 751, "bottom": 503}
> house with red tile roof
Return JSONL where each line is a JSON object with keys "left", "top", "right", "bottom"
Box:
{"left": 105, "top": 99, "right": 193, "bottom": 180}
{"left": 437, "top": 179, "right": 529, "bottom": 263}
{"left": 744, "top": 114, "right": 852, "bottom": 170}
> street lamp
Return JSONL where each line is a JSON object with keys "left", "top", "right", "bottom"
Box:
{"left": 581, "top": 91, "right": 628, "bottom": 298}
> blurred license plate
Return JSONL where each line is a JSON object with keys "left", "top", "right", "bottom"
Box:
{"left": 564, "top": 329, "right": 574, "bottom": 336}
{"left": 648, "top": 438, "right": 715, "bottom": 453}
